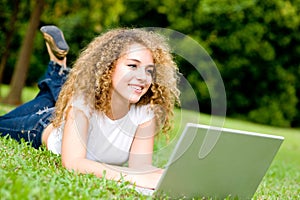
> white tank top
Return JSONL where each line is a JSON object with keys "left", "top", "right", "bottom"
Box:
{"left": 47, "top": 97, "right": 154, "bottom": 166}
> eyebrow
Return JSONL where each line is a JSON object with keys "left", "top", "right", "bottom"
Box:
{"left": 127, "top": 58, "right": 141, "bottom": 63}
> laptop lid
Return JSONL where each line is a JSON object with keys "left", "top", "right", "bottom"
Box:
{"left": 155, "top": 123, "right": 284, "bottom": 199}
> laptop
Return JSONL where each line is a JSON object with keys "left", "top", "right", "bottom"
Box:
{"left": 135, "top": 123, "right": 284, "bottom": 199}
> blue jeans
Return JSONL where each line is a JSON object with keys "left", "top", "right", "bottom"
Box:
{"left": 0, "top": 61, "right": 69, "bottom": 149}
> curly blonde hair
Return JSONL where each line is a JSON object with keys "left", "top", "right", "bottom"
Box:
{"left": 52, "top": 28, "right": 180, "bottom": 134}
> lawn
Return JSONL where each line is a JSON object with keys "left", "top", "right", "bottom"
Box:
{"left": 0, "top": 85, "right": 299, "bottom": 199}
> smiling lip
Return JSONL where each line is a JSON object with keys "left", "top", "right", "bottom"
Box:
{"left": 129, "top": 84, "right": 144, "bottom": 92}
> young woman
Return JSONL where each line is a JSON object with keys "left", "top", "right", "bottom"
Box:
{"left": 0, "top": 26, "right": 180, "bottom": 189}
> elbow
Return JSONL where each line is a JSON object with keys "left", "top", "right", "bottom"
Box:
{"left": 61, "top": 156, "right": 78, "bottom": 171}
{"left": 61, "top": 158, "right": 72, "bottom": 170}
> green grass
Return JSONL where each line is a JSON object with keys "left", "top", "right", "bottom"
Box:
{"left": 0, "top": 85, "right": 300, "bottom": 199}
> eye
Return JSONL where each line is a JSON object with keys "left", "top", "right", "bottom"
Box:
{"left": 146, "top": 69, "right": 154, "bottom": 76}
{"left": 146, "top": 66, "right": 155, "bottom": 77}
{"left": 128, "top": 64, "right": 137, "bottom": 68}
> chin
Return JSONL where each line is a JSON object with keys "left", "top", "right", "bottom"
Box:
{"left": 129, "top": 96, "right": 142, "bottom": 104}
{"left": 129, "top": 99, "right": 140, "bottom": 104}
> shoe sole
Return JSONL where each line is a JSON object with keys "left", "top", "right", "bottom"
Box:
{"left": 40, "top": 26, "right": 69, "bottom": 60}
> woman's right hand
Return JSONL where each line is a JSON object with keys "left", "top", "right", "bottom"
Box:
{"left": 129, "top": 168, "right": 164, "bottom": 189}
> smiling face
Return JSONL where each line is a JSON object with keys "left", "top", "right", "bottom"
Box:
{"left": 111, "top": 43, "right": 154, "bottom": 106}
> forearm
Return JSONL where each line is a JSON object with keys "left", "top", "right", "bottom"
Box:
{"left": 62, "top": 158, "right": 162, "bottom": 189}
{"left": 62, "top": 157, "right": 124, "bottom": 181}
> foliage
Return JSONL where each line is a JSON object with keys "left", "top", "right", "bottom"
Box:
{"left": 154, "top": 0, "right": 300, "bottom": 127}
{"left": 0, "top": 0, "right": 300, "bottom": 127}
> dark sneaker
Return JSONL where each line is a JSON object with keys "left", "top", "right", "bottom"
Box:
{"left": 40, "top": 25, "right": 69, "bottom": 60}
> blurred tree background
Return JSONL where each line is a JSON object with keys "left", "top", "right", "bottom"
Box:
{"left": 0, "top": 0, "right": 299, "bottom": 128}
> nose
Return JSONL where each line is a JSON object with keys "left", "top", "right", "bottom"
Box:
{"left": 135, "top": 67, "right": 148, "bottom": 81}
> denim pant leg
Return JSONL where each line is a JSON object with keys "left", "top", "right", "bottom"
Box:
{"left": 0, "top": 61, "right": 70, "bottom": 149}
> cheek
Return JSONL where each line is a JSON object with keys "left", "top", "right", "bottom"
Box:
{"left": 146, "top": 75, "right": 153, "bottom": 84}
{"left": 112, "top": 70, "right": 130, "bottom": 86}
{"left": 145, "top": 82, "right": 152, "bottom": 92}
